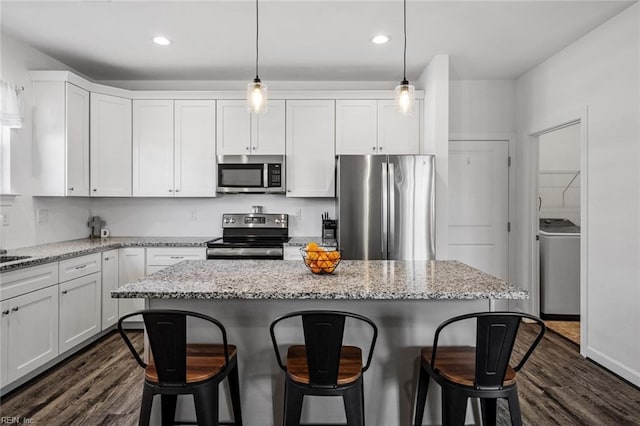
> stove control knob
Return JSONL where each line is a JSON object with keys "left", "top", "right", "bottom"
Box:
{"left": 275, "top": 218, "right": 280, "bottom": 224}
{"left": 230, "top": 218, "right": 236, "bottom": 224}
{"left": 223, "top": 218, "right": 229, "bottom": 224}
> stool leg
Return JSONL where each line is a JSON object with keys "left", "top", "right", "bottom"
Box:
{"left": 441, "top": 386, "right": 467, "bottom": 426}
{"left": 228, "top": 362, "right": 243, "bottom": 426}
{"left": 139, "top": 385, "right": 154, "bottom": 426}
{"left": 283, "top": 381, "right": 304, "bottom": 426}
{"left": 343, "top": 382, "right": 364, "bottom": 426}
{"left": 161, "top": 395, "right": 177, "bottom": 426}
{"left": 194, "top": 384, "right": 219, "bottom": 426}
{"left": 480, "top": 398, "right": 497, "bottom": 426}
{"left": 507, "top": 387, "right": 523, "bottom": 426}
{"left": 413, "top": 365, "right": 430, "bottom": 426}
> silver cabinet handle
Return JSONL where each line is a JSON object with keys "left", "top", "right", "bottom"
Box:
{"left": 170, "top": 256, "right": 184, "bottom": 259}
{"left": 2, "top": 310, "right": 9, "bottom": 315}
{"left": 388, "top": 162, "right": 395, "bottom": 258}
{"left": 175, "top": 189, "right": 180, "bottom": 193}
{"left": 379, "top": 146, "right": 383, "bottom": 151}
{"left": 169, "top": 189, "right": 173, "bottom": 192}
{"left": 61, "top": 290, "right": 68, "bottom": 295}
{"left": 252, "top": 146, "right": 256, "bottom": 150}
{"left": 246, "top": 147, "right": 250, "bottom": 150}
{"left": 104, "top": 257, "right": 110, "bottom": 261}
{"left": 11, "top": 307, "right": 19, "bottom": 312}
{"left": 69, "top": 187, "right": 74, "bottom": 191}
{"left": 92, "top": 188, "right": 97, "bottom": 192}
{"left": 75, "top": 264, "right": 87, "bottom": 270}
{"left": 372, "top": 147, "right": 376, "bottom": 151}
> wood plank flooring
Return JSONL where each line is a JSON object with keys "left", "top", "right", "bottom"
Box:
{"left": 545, "top": 320, "right": 581, "bottom": 346}
{"left": 2, "top": 325, "right": 639, "bottom": 425}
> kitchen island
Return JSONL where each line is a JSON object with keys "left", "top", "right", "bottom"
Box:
{"left": 112, "top": 259, "right": 526, "bottom": 426}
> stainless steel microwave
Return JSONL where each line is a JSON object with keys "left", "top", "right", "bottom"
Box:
{"left": 216, "top": 155, "right": 285, "bottom": 193}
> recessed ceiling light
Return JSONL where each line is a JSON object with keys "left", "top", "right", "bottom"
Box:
{"left": 371, "top": 34, "right": 390, "bottom": 45}
{"left": 153, "top": 36, "right": 171, "bottom": 46}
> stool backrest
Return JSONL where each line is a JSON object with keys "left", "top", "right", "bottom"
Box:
{"left": 270, "top": 310, "right": 378, "bottom": 388}
{"left": 431, "top": 312, "right": 545, "bottom": 390}
{"left": 118, "top": 309, "right": 230, "bottom": 386}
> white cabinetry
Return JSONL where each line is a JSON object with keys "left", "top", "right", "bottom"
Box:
{"left": 118, "top": 248, "right": 146, "bottom": 320}
{"left": 146, "top": 247, "right": 206, "bottom": 274}
{"left": 33, "top": 82, "right": 90, "bottom": 196}
{"left": 285, "top": 100, "right": 336, "bottom": 197}
{"left": 59, "top": 272, "right": 102, "bottom": 353}
{"left": 217, "top": 100, "right": 285, "bottom": 155}
{"left": 133, "top": 100, "right": 175, "bottom": 197}
{"left": 1, "top": 285, "right": 59, "bottom": 386}
{"left": 377, "top": 100, "right": 421, "bottom": 154}
{"left": 90, "top": 93, "right": 132, "bottom": 196}
{"left": 101, "top": 250, "right": 119, "bottom": 330}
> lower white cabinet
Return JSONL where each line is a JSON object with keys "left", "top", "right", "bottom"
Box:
{"left": 1, "top": 285, "right": 59, "bottom": 387}
{"left": 59, "top": 272, "right": 102, "bottom": 353}
{"left": 118, "top": 248, "right": 146, "bottom": 320}
{"left": 101, "top": 250, "right": 119, "bottom": 330}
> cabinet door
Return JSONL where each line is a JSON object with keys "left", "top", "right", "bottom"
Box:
{"left": 217, "top": 100, "right": 251, "bottom": 155}
{"left": 102, "top": 250, "right": 119, "bottom": 330}
{"left": 118, "top": 248, "right": 146, "bottom": 320}
{"left": 90, "top": 93, "right": 132, "bottom": 196}
{"left": 175, "top": 100, "right": 216, "bottom": 197}
{"left": 65, "top": 83, "right": 90, "bottom": 196}
{"left": 1, "top": 299, "right": 9, "bottom": 387}
{"left": 286, "top": 100, "right": 336, "bottom": 197}
{"left": 133, "top": 100, "right": 175, "bottom": 197}
{"left": 5, "top": 285, "right": 59, "bottom": 383}
{"left": 336, "top": 100, "right": 378, "bottom": 155}
{"left": 59, "top": 272, "right": 101, "bottom": 353}
{"left": 377, "top": 100, "right": 421, "bottom": 155}
{"left": 253, "top": 100, "right": 286, "bottom": 155}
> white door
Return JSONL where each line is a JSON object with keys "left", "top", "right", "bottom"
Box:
{"left": 377, "top": 100, "right": 420, "bottom": 155}
{"left": 90, "top": 93, "right": 132, "bottom": 196}
{"left": 102, "top": 250, "right": 119, "bottom": 330}
{"left": 59, "top": 272, "right": 101, "bottom": 353}
{"left": 65, "top": 83, "right": 90, "bottom": 197}
{"left": 286, "top": 100, "right": 336, "bottom": 197}
{"left": 253, "top": 100, "right": 286, "bottom": 155}
{"left": 448, "top": 140, "right": 509, "bottom": 279}
{"left": 217, "top": 100, "right": 251, "bottom": 155}
{"left": 175, "top": 100, "right": 216, "bottom": 197}
{"left": 336, "top": 100, "right": 378, "bottom": 155}
{"left": 133, "top": 100, "right": 175, "bottom": 197}
{"left": 118, "top": 248, "right": 146, "bottom": 321}
{"left": 6, "top": 285, "right": 59, "bottom": 383}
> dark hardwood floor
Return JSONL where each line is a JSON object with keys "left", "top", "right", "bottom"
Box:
{"left": 1, "top": 325, "right": 639, "bottom": 425}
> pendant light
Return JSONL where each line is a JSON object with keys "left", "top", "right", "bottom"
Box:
{"left": 247, "top": 0, "right": 268, "bottom": 113}
{"left": 394, "top": 0, "right": 415, "bottom": 115}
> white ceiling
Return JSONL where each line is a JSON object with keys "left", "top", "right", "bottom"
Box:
{"left": 1, "top": 1, "right": 634, "bottom": 82}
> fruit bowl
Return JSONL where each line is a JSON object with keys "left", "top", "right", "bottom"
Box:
{"left": 300, "top": 244, "right": 342, "bottom": 275}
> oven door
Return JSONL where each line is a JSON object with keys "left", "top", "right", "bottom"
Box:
{"left": 206, "top": 246, "right": 284, "bottom": 260}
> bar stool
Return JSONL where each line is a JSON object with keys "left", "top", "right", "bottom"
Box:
{"left": 413, "top": 311, "right": 545, "bottom": 426}
{"left": 118, "top": 309, "right": 243, "bottom": 426}
{"left": 269, "top": 310, "right": 378, "bottom": 426}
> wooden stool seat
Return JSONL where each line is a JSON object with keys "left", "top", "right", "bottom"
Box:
{"left": 145, "top": 344, "right": 237, "bottom": 384}
{"left": 286, "top": 345, "right": 363, "bottom": 386}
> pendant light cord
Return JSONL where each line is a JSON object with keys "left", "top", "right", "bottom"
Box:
{"left": 403, "top": 0, "right": 407, "bottom": 82}
{"left": 255, "top": 0, "right": 260, "bottom": 80}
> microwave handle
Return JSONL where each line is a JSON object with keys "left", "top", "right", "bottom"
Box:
{"left": 263, "top": 164, "right": 269, "bottom": 188}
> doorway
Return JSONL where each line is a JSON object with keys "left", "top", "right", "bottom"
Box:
{"left": 536, "top": 123, "right": 581, "bottom": 345}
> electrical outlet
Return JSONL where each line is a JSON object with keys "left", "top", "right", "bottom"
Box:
{"left": 37, "top": 209, "right": 49, "bottom": 223}
{"left": 294, "top": 208, "right": 302, "bottom": 221}
{"left": 0, "top": 213, "right": 8, "bottom": 226}
{"left": 190, "top": 210, "right": 197, "bottom": 221}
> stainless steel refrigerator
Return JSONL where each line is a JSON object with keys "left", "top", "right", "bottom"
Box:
{"left": 336, "top": 155, "right": 435, "bottom": 260}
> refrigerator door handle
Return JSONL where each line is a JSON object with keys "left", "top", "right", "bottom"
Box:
{"left": 388, "top": 162, "right": 395, "bottom": 258}
{"left": 381, "top": 162, "right": 388, "bottom": 258}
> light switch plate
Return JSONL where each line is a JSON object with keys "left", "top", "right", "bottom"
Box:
{"left": 0, "top": 213, "right": 8, "bottom": 226}
{"left": 37, "top": 209, "right": 49, "bottom": 223}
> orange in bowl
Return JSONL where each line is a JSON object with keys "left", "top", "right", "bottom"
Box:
{"left": 300, "top": 244, "right": 342, "bottom": 275}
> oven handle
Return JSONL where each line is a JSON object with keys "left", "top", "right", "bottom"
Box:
{"left": 207, "top": 247, "right": 284, "bottom": 259}
{"left": 263, "top": 164, "right": 269, "bottom": 188}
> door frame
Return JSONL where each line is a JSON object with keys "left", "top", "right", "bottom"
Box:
{"left": 449, "top": 133, "right": 516, "bottom": 286}
{"left": 526, "top": 106, "right": 589, "bottom": 356}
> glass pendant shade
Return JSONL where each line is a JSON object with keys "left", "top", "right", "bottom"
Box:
{"left": 395, "top": 81, "right": 415, "bottom": 115}
{"left": 247, "top": 78, "right": 268, "bottom": 114}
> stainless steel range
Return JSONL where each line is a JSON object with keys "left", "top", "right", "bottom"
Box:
{"left": 206, "top": 213, "right": 289, "bottom": 259}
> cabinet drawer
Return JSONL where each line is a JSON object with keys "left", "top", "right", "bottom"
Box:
{"left": 0, "top": 263, "right": 59, "bottom": 301}
{"left": 59, "top": 253, "right": 101, "bottom": 283}
{"left": 146, "top": 248, "right": 205, "bottom": 266}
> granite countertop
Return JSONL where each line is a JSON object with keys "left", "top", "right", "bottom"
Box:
{"left": 112, "top": 259, "right": 528, "bottom": 300}
{"left": 285, "top": 237, "right": 337, "bottom": 247}
{"left": 0, "top": 237, "right": 214, "bottom": 272}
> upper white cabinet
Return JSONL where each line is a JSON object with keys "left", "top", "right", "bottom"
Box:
{"left": 336, "top": 100, "right": 421, "bottom": 155}
{"left": 175, "top": 100, "right": 217, "bottom": 197}
{"left": 377, "top": 100, "right": 421, "bottom": 155}
{"left": 286, "top": 100, "right": 335, "bottom": 197}
{"left": 33, "top": 82, "right": 90, "bottom": 196}
{"left": 133, "top": 100, "right": 175, "bottom": 197}
{"left": 90, "top": 93, "right": 132, "bottom": 197}
{"left": 217, "top": 100, "right": 285, "bottom": 155}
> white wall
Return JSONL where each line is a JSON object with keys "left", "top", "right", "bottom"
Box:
{"left": 449, "top": 80, "right": 516, "bottom": 135}
{"left": 0, "top": 33, "right": 92, "bottom": 249}
{"left": 515, "top": 5, "right": 639, "bottom": 386}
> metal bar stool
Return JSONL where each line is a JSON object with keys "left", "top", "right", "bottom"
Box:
{"left": 270, "top": 310, "right": 378, "bottom": 426}
{"left": 413, "top": 311, "right": 545, "bottom": 426}
{"left": 118, "top": 309, "right": 243, "bottom": 426}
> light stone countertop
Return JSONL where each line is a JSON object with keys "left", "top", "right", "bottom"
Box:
{"left": 111, "top": 259, "right": 528, "bottom": 300}
{"left": 0, "top": 237, "right": 214, "bottom": 272}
